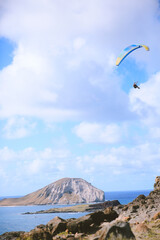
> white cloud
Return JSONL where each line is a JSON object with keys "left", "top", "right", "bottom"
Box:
{"left": 75, "top": 142, "right": 160, "bottom": 177}
{"left": 0, "top": 0, "right": 158, "bottom": 121}
{"left": 27, "top": 158, "right": 44, "bottom": 175}
{"left": 2, "top": 116, "right": 36, "bottom": 139}
{"left": 129, "top": 72, "right": 160, "bottom": 127}
{"left": 73, "top": 37, "right": 86, "bottom": 50}
{"left": 149, "top": 127, "right": 160, "bottom": 139}
{"left": 0, "top": 146, "right": 72, "bottom": 194}
{"left": 0, "top": 142, "right": 159, "bottom": 193}
{"left": 0, "top": 146, "right": 16, "bottom": 162}
{"left": 74, "top": 122, "right": 122, "bottom": 143}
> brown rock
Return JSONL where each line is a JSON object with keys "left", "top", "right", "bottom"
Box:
{"left": 67, "top": 214, "right": 93, "bottom": 234}
{"left": 154, "top": 176, "right": 160, "bottom": 191}
{"left": 90, "top": 211, "right": 105, "bottom": 225}
{"left": 47, "top": 216, "right": 66, "bottom": 226}
{"left": 46, "top": 216, "right": 67, "bottom": 235}
{"left": 0, "top": 231, "right": 24, "bottom": 240}
{"left": 103, "top": 207, "right": 119, "bottom": 222}
{"left": 152, "top": 211, "right": 160, "bottom": 220}
{"left": 134, "top": 194, "right": 146, "bottom": 201}
{"left": 99, "top": 221, "right": 136, "bottom": 240}
{"left": 22, "top": 228, "right": 52, "bottom": 240}
{"left": 135, "top": 222, "right": 150, "bottom": 233}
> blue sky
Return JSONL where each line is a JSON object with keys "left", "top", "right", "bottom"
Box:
{"left": 0, "top": 0, "right": 160, "bottom": 195}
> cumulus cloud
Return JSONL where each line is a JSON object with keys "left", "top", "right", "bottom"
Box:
{"left": 74, "top": 122, "right": 122, "bottom": 143}
{"left": 1, "top": 141, "right": 159, "bottom": 193}
{"left": 2, "top": 116, "right": 36, "bottom": 139}
{"left": 27, "top": 158, "right": 44, "bottom": 175}
{"left": 75, "top": 142, "right": 160, "bottom": 180}
{"left": 0, "top": 146, "right": 72, "bottom": 194}
{"left": 129, "top": 72, "right": 160, "bottom": 127}
{"left": 0, "top": 146, "right": 16, "bottom": 162}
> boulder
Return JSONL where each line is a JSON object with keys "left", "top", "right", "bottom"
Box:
{"left": 66, "top": 208, "right": 119, "bottom": 235}
{"left": 99, "top": 221, "right": 136, "bottom": 240}
{"left": 46, "top": 216, "right": 67, "bottom": 235}
{"left": 103, "top": 207, "right": 119, "bottom": 222}
{"left": 67, "top": 214, "right": 93, "bottom": 233}
{"left": 47, "top": 216, "right": 66, "bottom": 227}
{"left": 90, "top": 211, "right": 106, "bottom": 225}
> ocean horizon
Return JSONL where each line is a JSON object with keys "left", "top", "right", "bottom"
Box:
{"left": 0, "top": 189, "right": 151, "bottom": 235}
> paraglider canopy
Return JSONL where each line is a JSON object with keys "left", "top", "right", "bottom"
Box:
{"left": 116, "top": 44, "right": 149, "bottom": 66}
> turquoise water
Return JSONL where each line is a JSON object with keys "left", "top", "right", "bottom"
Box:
{"left": 0, "top": 190, "right": 151, "bottom": 235}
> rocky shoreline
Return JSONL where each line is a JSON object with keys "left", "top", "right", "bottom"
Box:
{"left": 0, "top": 177, "right": 160, "bottom": 240}
{"left": 23, "top": 200, "right": 120, "bottom": 215}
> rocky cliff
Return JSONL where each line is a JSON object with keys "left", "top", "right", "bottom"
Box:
{"left": 0, "top": 178, "right": 105, "bottom": 206}
{"left": 154, "top": 176, "right": 160, "bottom": 191}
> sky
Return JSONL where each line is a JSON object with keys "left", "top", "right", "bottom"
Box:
{"left": 0, "top": 0, "right": 160, "bottom": 196}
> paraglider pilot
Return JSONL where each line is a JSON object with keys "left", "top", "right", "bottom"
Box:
{"left": 133, "top": 81, "right": 140, "bottom": 89}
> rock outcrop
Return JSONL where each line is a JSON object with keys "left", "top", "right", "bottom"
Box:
{"left": 99, "top": 221, "right": 136, "bottom": 240}
{"left": 113, "top": 176, "right": 160, "bottom": 240}
{"left": 154, "top": 176, "right": 160, "bottom": 191}
{"left": 115, "top": 177, "right": 160, "bottom": 224}
{"left": 0, "top": 178, "right": 105, "bottom": 206}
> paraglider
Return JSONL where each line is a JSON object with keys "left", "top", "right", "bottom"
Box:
{"left": 116, "top": 44, "right": 149, "bottom": 89}
{"left": 133, "top": 81, "right": 140, "bottom": 89}
{"left": 116, "top": 44, "right": 149, "bottom": 66}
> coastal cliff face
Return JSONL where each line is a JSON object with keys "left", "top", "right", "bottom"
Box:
{"left": 0, "top": 178, "right": 105, "bottom": 206}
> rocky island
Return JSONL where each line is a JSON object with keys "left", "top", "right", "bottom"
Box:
{"left": 0, "top": 177, "right": 160, "bottom": 239}
{"left": 0, "top": 178, "right": 105, "bottom": 206}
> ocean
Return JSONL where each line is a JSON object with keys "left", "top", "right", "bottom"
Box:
{"left": 0, "top": 190, "right": 151, "bottom": 235}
